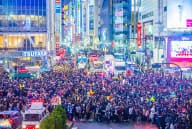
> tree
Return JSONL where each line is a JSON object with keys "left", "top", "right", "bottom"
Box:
{"left": 40, "top": 105, "right": 68, "bottom": 129}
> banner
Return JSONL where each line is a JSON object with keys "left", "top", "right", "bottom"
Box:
{"left": 137, "top": 22, "right": 141, "bottom": 46}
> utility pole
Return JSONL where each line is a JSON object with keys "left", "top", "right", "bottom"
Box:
{"left": 133, "top": 0, "right": 137, "bottom": 39}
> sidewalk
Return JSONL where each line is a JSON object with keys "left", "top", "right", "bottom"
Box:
{"left": 67, "top": 120, "right": 74, "bottom": 129}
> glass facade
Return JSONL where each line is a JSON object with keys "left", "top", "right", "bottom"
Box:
{"left": 0, "top": 0, "right": 47, "bottom": 52}
{"left": 0, "top": 0, "right": 47, "bottom": 32}
{"left": 113, "top": 0, "right": 131, "bottom": 42}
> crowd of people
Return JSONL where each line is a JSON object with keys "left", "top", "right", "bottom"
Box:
{"left": 0, "top": 65, "right": 192, "bottom": 129}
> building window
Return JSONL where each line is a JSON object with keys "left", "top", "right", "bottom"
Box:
{"left": 164, "top": 6, "right": 167, "bottom": 12}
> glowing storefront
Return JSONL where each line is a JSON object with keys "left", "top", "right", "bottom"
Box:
{"left": 0, "top": 0, "right": 48, "bottom": 69}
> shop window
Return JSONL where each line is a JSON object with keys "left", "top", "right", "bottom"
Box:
{"left": 31, "top": 15, "right": 35, "bottom": 27}
{"left": 0, "top": 36, "right": 3, "bottom": 48}
{"left": 43, "top": 17, "right": 46, "bottom": 27}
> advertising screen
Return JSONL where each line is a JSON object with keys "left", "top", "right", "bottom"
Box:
{"left": 167, "top": 0, "right": 192, "bottom": 30}
{"left": 89, "top": 6, "right": 94, "bottom": 30}
{"left": 167, "top": 37, "right": 192, "bottom": 62}
{"left": 171, "top": 41, "right": 192, "bottom": 58}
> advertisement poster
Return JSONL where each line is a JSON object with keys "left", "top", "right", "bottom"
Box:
{"left": 171, "top": 41, "right": 192, "bottom": 58}
{"left": 55, "top": 0, "right": 61, "bottom": 13}
{"left": 167, "top": 37, "right": 192, "bottom": 62}
{"left": 137, "top": 22, "right": 141, "bottom": 46}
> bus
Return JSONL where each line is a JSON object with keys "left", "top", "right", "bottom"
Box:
{"left": 22, "top": 102, "right": 47, "bottom": 129}
{"left": 78, "top": 55, "right": 87, "bottom": 69}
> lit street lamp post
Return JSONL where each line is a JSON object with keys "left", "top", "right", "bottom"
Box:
{"left": 103, "top": 47, "right": 108, "bottom": 86}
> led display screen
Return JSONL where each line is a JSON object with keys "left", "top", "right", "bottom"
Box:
{"left": 171, "top": 41, "right": 192, "bottom": 58}
{"left": 167, "top": 37, "right": 192, "bottom": 62}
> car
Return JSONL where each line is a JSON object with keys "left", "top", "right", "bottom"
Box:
{"left": 126, "top": 63, "right": 140, "bottom": 74}
{"left": 0, "top": 126, "right": 11, "bottom": 129}
{"left": 0, "top": 111, "right": 22, "bottom": 129}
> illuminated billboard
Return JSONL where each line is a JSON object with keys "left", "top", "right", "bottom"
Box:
{"left": 167, "top": 0, "right": 192, "bottom": 30}
{"left": 167, "top": 37, "right": 192, "bottom": 62}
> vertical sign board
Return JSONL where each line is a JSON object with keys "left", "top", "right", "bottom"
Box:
{"left": 186, "top": 19, "right": 192, "bottom": 27}
{"left": 89, "top": 5, "right": 94, "bottom": 35}
{"left": 55, "top": 0, "right": 60, "bottom": 54}
{"left": 83, "top": 4, "right": 86, "bottom": 33}
{"left": 137, "top": 22, "right": 141, "bottom": 46}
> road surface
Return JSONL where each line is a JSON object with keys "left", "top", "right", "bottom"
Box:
{"left": 72, "top": 121, "right": 158, "bottom": 129}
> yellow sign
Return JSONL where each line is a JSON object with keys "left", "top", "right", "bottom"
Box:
{"left": 64, "top": 5, "right": 68, "bottom": 10}
{"left": 75, "top": 88, "right": 77, "bottom": 93}
{"left": 19, "top": 84, "right": 25, "bottom": 88}
{"left": 107, "top": 96, "right": 110, "bottom": 100}
{"left": 89, "top": 90, "right": 94, "bottom": 95}
{"left": 150, "top": 96, "right": 155, "bottom": 102}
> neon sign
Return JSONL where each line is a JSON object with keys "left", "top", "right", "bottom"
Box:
{"left": 22, "top": 51, "right": 47, "bottom": 57}
{"left": 137, "top": 23, "right": 141, "bottom": 46}
{"left": 186, "top": 19, "right": 192, "bottom": 27}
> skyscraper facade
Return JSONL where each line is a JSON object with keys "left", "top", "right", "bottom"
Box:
{"left": 0, "top": 0, "right": 47, "bottom": 51}
{"left": 0, "top": 0, "right": 50, "bottom": 70}
{"left": 100, "top": 0, "right": 131, "bottom": 51}
{"left": 113, "top": 0, "right": 131, "bottom": 48}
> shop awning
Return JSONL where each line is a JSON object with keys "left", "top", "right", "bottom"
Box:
{"left": 13, "top": 73, "right": 34, "bottom": 78}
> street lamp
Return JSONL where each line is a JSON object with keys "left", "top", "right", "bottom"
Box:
{"left": 103, "top": 47, "right": 108, "bottom": 86}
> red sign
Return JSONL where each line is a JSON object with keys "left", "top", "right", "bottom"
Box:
{"left": 56, "top": 0, "right": 60, "bottom": 3}
{"left": 137, "top": 23, "right": 141, "bottom": 46}
{"left": 56, "top": 44, "right": 59, "bottom": 48}
{"left": 19, "top": 69, "right": 27, "bottom": 73}
{"left": 186, "top": 19, "right": 192, "bottom": 27}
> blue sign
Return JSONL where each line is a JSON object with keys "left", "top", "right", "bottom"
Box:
{"left": 78, "top": 58, "right": 86, "bottom": 63}
{"left": 89, "top": 6, "right": 94, "bottom": 30}
{"left": 56, "top": 3, "right": 61, "bottom": 13}
{"left": 22, "top": 51, "right": 47, "bottom": 57}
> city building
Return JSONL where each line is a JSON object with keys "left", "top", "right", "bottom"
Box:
{"left": 139, "top": 0, "right": 192, "bottom": 67}
{"left": 112, "top": 0, "right": 131, "bottom": 50}
{"left": 61, "top": 0, "right": 100, "bottom": 49}
{"left": 0, "top": 0, "right": 51, "bottom": 70}
{"left": 99, "top": 0, "right": 113, "bottom": 44}
{"left": 99, "top": 0, "right": 131, "bottom": 52}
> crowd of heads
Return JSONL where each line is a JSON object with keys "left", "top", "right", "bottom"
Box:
{"left": 0, "top": 66, "right": 192, "bottom": 129}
